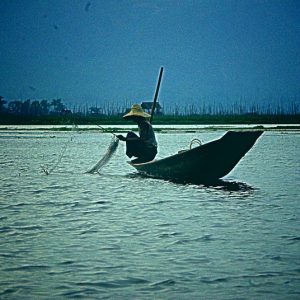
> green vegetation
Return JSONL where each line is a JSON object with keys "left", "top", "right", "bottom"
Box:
{"left": 0, "top": 112, "right": 299, "bottom": 126}
{"left": 150, "top": 114, "right": 300, "bottom": 125}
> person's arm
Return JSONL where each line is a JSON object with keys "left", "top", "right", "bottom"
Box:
{"left": 116, "top": 134, "right": 140, "bottom": 142}
{"left": 116, "top": 135, "right": 126, "bottom": 141}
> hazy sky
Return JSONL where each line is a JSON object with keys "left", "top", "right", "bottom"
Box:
{"left": 0, "top": 0, "right": 299, "bottom": 107}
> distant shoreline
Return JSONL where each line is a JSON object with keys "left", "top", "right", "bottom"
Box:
{"left": 1, "top": 124, "right": 299, "bottom": 133}
{"left": 0, "top": 113, "right": 299, "bottom": 126}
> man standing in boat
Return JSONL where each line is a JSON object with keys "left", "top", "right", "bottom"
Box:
{"left": 117, "top": 104, "right": 158, "bottom": 164}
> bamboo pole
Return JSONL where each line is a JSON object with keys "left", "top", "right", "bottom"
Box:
{"left": 150, "top": 67, "right": 164, "bottom": 124}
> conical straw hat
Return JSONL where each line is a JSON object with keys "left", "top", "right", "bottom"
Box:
{"left": 123, "top": 104, "right": 151, "bottom": 119}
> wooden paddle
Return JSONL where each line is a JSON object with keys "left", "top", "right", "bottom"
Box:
{"left": 150, "top": 67, "right": 164, "bottom": 124}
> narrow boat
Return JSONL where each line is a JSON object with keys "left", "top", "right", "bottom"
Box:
{"left": 129, "top": 131, "right": 263, "bottom": 184}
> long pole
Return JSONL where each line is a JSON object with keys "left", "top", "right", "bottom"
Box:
{"left": 150, "top": 67, "right": 164, "bottom": 124}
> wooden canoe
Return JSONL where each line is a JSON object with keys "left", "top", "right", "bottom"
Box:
{"left": 129, "top": 131, "right": 263, "bottom": 184}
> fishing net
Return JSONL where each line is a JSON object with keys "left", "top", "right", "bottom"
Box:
{"left": 85, "top": 136, "right": 119, "bottom": 174}
{"left": 41, "top": 124, "right": 77, "bottom": 175}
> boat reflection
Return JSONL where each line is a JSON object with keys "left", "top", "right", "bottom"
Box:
{"left": 127, "top": 172, "right": 254, "bottom": 194}
{"left": 199, "top": 180, "right": 255, "bottom": 199}
{"left": 200, "top": 179, "right": 254, "bottom": 192}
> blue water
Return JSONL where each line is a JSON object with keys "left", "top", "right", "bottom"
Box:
{"left": 0, "top": 128, "right": 299, "bottom": 299}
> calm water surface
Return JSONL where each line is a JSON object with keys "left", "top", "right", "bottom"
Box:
{"left": 0, "top": 128, "right": 299, "bottom": 299}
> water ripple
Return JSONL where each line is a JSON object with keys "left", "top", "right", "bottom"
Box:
{"left": 4, "top": 265, "right": 50, "bottom": 272}
{"left": 170, "top": 234, "right": 215, "bottom": 245}
{"left": 0, "top": 130, "right": 299, "bottom": 299}
{"left": 150, "top": 279, "right": 176, "bottom": 287}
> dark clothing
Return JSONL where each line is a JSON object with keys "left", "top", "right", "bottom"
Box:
{"left": 117, "top": 119, "right": 158, "bottom": 163}
{"left": 137, "top": 120, "right": 157, "bottom": 148}
{"left": 126, "top": 131, "right": 157, "bottom": 163}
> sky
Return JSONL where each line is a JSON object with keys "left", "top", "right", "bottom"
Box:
{"left": 0, "top": 0, "right": 299, "bottom": 108}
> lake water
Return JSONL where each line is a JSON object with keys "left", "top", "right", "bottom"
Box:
{"left": 0, "top": 127, "right": 299, "bottom": 299}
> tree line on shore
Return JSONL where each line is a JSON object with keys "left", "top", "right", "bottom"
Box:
{"left": 0, "top": 96, "right": 299, "bottom": 117}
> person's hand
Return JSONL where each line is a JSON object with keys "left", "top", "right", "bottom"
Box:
{"left": 116, "top": 135, "right": 126, "bottom": 141}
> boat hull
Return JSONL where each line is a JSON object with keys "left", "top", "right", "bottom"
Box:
{"left": 130, "top": 131, "right": 263, "bottom": 184}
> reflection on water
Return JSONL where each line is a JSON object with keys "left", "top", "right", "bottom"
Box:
{"left": 128, "top": 172, "right": 254, "bottom": 194}
{"left": 0, "top": 129, "right": 299, "bottom": 299}
{"left": 203, "top": 179, "right": 254, "bottom": 193}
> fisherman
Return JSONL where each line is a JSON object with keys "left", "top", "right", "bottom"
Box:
{"left": 117, "top": 104, "right": 158, "bottom": 163}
